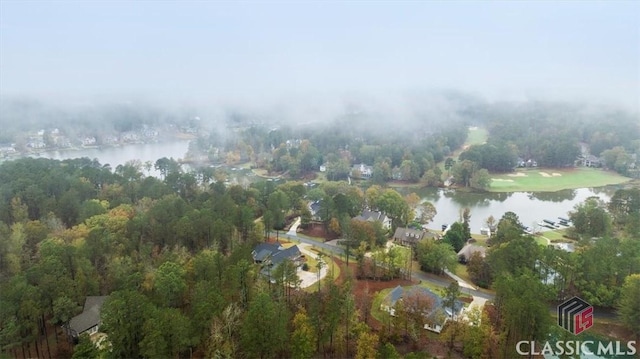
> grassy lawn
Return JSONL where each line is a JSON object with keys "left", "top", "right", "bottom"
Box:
{"left": 538, "top": 229, "right": 570, "bottom": 242}
{"left": 465, "top": 126, "right": 489, "bottom": 148}
{"left": 438, "top": 127, "right": 489, "bottom": 173}
{"left": 454, "top": 263, "right": 472, "bottom": 283}
{"left": 302, "top": 251, "right": 340, "bottom": 293}
{"left": 534, "top": 236, "right": 550, "bottom": 246}
{"left": 489, "top": 167, "right": 631, "bottom": 192}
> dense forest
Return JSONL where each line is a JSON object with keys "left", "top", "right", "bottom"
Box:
{"left": 1, "top": 96, "right": 639, "bottom": 358}
{"left": 0, "top": 155, "right": 639, "bottom": 358}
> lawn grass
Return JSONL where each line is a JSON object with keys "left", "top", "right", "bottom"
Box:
{"left": 489, "top": 167, "right": 631, "bottom": 192}
{"left": 302, "top": 251, "right": 340, "bottom": 293}
{"left": 465, "top": 127, "right": 489, "bottom": 148}
{"left": 454, "top": 263, "right": 473, "bottom": 284}
{"left": 534, "top": 236, "right": 550, "bottom": 246}
{"left": 538, "top": 229, "right": 569, "bottom": 242}
{"left": 438, "top": 127, "right": 489, "bottom": 173}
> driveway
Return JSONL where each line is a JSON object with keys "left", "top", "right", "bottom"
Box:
{"left": 297, "top": 243, "right": 328, "bottom": 288}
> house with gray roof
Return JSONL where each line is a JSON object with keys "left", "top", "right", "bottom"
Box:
{"left": 353, "top": 209, "right": 391, "bottom": 229}
{"left": 380, "top": 285, "right": 464, "bottom": 333}
{"left": 252, "top": 243, "right": 304, "bottom": 278}
{"left": 65, "top": 296, "right": 109, "bottom": 342}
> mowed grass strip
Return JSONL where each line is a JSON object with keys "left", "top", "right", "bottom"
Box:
{"left": 489, "top": 167, "right": 630, "bottom": 192}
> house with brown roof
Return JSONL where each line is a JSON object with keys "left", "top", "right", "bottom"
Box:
{"left": 392, "top": 227, "right": 439, "bottom": 248}
{"left": 457, "top": 240, "right": 487, "bottom": 263}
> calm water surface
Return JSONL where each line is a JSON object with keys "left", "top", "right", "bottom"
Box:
{"left": 407, "top": 187, "right": 617, "bottom": 233}
{"left": 33, "top": 141, "right": 191, "bottom": 177}
{"left": 31, "top": 141, "right": 618, "bottom": 231}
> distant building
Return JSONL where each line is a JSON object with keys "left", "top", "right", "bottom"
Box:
{"left": 81, "top": 136, "right": 97, "bottom": 146}
{"left": 351, "top": 163, "right": 373, "bottom": 179}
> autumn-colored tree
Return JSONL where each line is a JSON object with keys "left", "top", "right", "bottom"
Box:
{"left": 355, "top": 330, "right": 379, "bottom": 359}
{"left": 291, "top": 307, "right": 317, "bottom": 359}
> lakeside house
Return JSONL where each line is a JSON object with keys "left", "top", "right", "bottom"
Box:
{"left": 353, "top": 209, "right": 392, "bottom": 230}
{"left": 393, "top": 227, "right": 439, "bottom": 248}
{"left": 457, "top": 240, "right": 487, "bottom": 263}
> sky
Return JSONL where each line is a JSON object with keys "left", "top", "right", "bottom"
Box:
{"left": 1, "top": 1, "right": 638, "bottom": 110}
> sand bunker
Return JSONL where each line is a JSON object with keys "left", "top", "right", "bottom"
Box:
{"left": 552, "top": 173, "right": 562, "bottom": 177}
{"left": 508, "top": 172, "right": 527, "bottom": 177}
{"left": 539, "top": 172, "right": 551, "bottom": 177}
{"left": 492, "top": 178, "right": 514, "bottom": 182}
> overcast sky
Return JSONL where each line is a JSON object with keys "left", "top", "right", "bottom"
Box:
{"left": 1, "top": 1, "right": 638, "bottom": 110}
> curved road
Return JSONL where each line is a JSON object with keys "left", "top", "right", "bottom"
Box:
{"left": 285, "top": 217, "right": 496, "bottom": 301}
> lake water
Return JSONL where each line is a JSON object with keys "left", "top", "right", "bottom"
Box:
{"left": 31, "top": 140, "right": 191, "bottom": 177}
{"left": 28, "top": 141, "right": 618, "bottom": 231}
{"left": 405, "top": 187, "right": 617, "bottom": 233}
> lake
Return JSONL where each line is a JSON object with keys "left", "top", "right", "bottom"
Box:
{"left": 405, "top": 187, "right": 617, "bottom": 233}
{"left": 30, "top": 141, "right": 618, "bottom": 231}
{"left": 31, "top": 140, "right": 191, "bottom": 177}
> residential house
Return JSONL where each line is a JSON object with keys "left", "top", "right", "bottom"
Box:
{"left": 457, "top": 240, "right": 487, "bottom": 263}
{"left": 64, "top": 296, "right": 109, "bottom": 343}
{"left": 351, "top": 163, "right": 373, "bottom": 179}
{"left": 81, "top": 136, "right": 97, "bottom": 147}
{"left": 0, "top": 144, "right": 17, "bottom": 157}
{"left": 308, "top": 200, "right": 323, "bottom": 221}
{"left": 252, "top": 243, "right": 305, "bottom": 278}
{"left": 581, "top": 155, "right": 602, "bottom": 168}
{"left": 353, "top": 209, "right": 391, "bottom": 230}
{"left": 381, "top": 285, "right": 464, "bottom": 333}
{"left": 393, "top": 227, "right": 439, "bottom": 248}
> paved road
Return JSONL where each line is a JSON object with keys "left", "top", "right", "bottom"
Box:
{"left": 285, "top": 217, "right": 495, "bottom": 301}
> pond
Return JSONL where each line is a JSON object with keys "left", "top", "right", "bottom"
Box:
{"left": 401, "top": 187, "right": 619, "bottom": 233}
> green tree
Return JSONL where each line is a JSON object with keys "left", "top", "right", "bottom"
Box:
{"left": 451, "top": 159, "right": 476, "bottom": 187}
{"left": 443, "top": 281, "right": 461, "bottom": 319}
{"left": 140, "top": 307, "right": 193, "bottom": 359}
{"left": 154, "top": 261, "right": 187, "bottom": 307}
{"left": 101, "top": 290, "right": 152, "bottom": 359}
{"left": 617, "top": 274, "right": 640, "bottom": 340}
{"left": 488, "top": 211, "right": 523, "bottom": 246}
{"left": 375, "top": 189, "right": 410, "bottom": 231}
{"left": 569, "top": 197, "right": 612, "bottom": 238}
{"left": 355, "top": 330, "right": 379, "bottom": 359}
{"left": 241, "top": 292, "right": 288, "bottom": 358}
{"left": 443, "top": 222, "right": 466, "bottom": 252}
{"left": 493, "top": 271, "right": 552, "bottom": 357}
{"left": 377, "top": 342, "right": 401, "bottom": 359}
{"left": 444, "top": 157, "right": 455, "bottom": 176}
{"left": 417, "top": 240, "right": 457, "bottom": 275}
{"left": 71, "top": 333, "right": 100, "bottom": 359}
{"left": 470, "top": 168, "right": 491, "bottom": 190}
{"left": 291, "top": 307, "right": 317, "bottom": 359}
